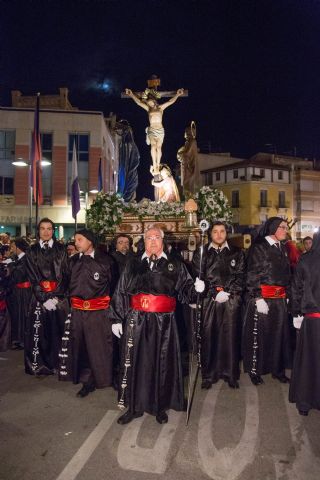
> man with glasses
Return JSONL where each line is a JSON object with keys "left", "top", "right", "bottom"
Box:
{"left": 110, "top": 225, "right": 204, "bottom": 425}
{"left": 243, "top": 217, "right": 292, "bottom": 386}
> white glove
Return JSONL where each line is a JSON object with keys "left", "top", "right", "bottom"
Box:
{"left": 52, "top": 297, "right": 59, "bottom": 306}
{"left": 293, "top": 315, "right": 304, "bottom": 329}
{"left": 194, "top": 277, "right": 205, "bottom": 293}
{"left": 256, "top": 298, "right": 269, "bottom": 315}
{"left": 43, "top": 299, "right": 57, "bottom": 311}
{"left": 215, "top": 291, "right": 230, "bottom": 303}
{"left": 112, "top": 323, "right": 123, "bottom": 338}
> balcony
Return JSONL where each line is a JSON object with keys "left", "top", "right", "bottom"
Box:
{"left": 276, "top": 202, "right": 290, "bottom": 213}
{"left": 259, "top": 201, "right": 272, "bottom": 213}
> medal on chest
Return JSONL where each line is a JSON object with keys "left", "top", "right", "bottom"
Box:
{"left": 94, "top": 272, "right": 100, "bottom": 280}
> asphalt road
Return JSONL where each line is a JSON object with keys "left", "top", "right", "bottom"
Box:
{"left": 0, "top": 350, "right": 319, "bottom": 480}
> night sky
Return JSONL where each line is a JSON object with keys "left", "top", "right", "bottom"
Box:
{"left": 1, "top": 0, "right": 320, "bottom": 198}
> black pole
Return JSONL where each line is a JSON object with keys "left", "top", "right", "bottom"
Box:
{"left": 35, "top": 161, "right": 39, "bottom": 228}
{"left": 75, "top": 214, "right": 77, "bottom": 233}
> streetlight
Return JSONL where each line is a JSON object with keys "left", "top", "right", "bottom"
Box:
{"left": 12, "top": 158, "right": 51, "bottom": 235}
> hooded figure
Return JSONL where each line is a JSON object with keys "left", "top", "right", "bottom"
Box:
{"left": 289, "top": 231, "right": 320, "bottom": 415}
{"left": 242, "top": 217, "right": 292, "bottom": 385}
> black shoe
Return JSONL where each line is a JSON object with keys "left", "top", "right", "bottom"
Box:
{"left": 156, "top": 411, "right": 168, "bottom": 424}
{"left": 272, "top": 374, "right": 290, "bottom": 384}
{"left": 249, "top": 374, "right": 264, "bottom": 386}
{"left": 11, "top": 343, "right": 24, "bottom": 350}
{"left": 76, "top": 384, "right": 96, "bottom": 398}
{"left": 228, "top": 379, "right": 240, "bottom": 389}
{"left": 298, "top": 409, "right": 309, "bottom": 416}
{"left": 117, "top": 410, "right": 143, "bottom": 425}
{"left": 201, "top": 380, "right": 212, "bottom": 389}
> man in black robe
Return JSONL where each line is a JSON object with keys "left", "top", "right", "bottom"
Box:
{"left": 242, "top": 217, "right": 292, "bottom": 385}
{"left": 110, "top": 234, "right": 133, "bottom": 276}
{"left": 110, "top": 225, "right": 204, "bottom": 425}
{"left": 193, "top": 221, "right": 245, "bottom": 389}
{"left": 289, "top": 231, "right": 320, "bottom": 416}
{"left": 59, "top": 229, "right": 116, "bottom": 397}
{"left": 0, "top": 258, "right": 10, "bottom": 352}
{"left": 25, "top": 218, "right": 69, "bottom": 375}
{"left": 6, "top": 238, "right": 32, "bottom": 349}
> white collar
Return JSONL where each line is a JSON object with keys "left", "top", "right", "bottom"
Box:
{"left": 208, "top": 241, "right": 230, "bottom": 251}
{"left": 79, "top": 250, "right": 95, "bottom": 258}
{"left": 39, "top": 238, "right": 54, "bottom": 248}
{"left": 18, "top": 252, "right": 25, "bottom": 259}
{"left": 141, "top": 251, "right": 168, "bottom": 261}
{"left": 265, "top": 236, "right": 280, "bottom": 246}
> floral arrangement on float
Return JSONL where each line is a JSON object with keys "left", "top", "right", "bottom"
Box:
{"left": 194, "top": 186, "right": 233, "bottom": 224}
{"left": 86, "top": 187, "right": 233, "bottom": 235}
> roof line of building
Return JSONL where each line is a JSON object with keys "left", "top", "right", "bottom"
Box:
{"left": 0, "top": 106, "right": 104, "bottom": 116}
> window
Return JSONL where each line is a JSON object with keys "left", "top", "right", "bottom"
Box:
{"left": 205, "top": 172, "right": 212, "bottom": 184}
{"left": 40, "top": 133, "right": 53, "bottom": 201}
{"left": 233, "top": 169, "right": 238, "bottom": 179}
{"left": 0, "top": 177, "right": 14, "bottom": 194}
{"left": 260, "top": 190, "right": 268, "bottom": 207}
{"left": 0, "top": 130, "right": 15, "bottom": 162}
{"left": 260, "top": 169, "right": 265, "bottom": 177}
{"left": 68, "top": 133, "right": 89, "bottom": 162}
{"left": 68, "top": 133, "right": 89, "bottom": 195}
{"left": 216, "top": 172, "right": 220, "bottom": 181}
{"left": 232, "top": 190, "right": 239, "bottom": 208}
{"left": 279, "top": 191, "right": 286, "bottom": 208}
{"left": 278, "top": 170, "right": 283, "bottom": 180}
{"left": 301, "top": 200, "right": 314, "bottom": 212}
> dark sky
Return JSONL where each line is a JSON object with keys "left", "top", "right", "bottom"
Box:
{"left": 1, "top": 0, "right": 320, "bottom": 197}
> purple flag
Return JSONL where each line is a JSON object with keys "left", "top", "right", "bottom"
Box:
{"left": 71, "top": 141, "right": 80, "bottom": 219}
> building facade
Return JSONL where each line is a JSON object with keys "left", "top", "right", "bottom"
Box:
{"left": 294, "top": 168, "right": 320, "bottom": 239}
{"left": 0, "top": 89, "right": 117, "bottom": 239}
{"left": 200, "top": 153, "right": 296, "bottom": 233}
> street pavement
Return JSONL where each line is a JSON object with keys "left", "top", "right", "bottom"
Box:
{"left": 0, "top": 349, "right": 320, "bottom": 480}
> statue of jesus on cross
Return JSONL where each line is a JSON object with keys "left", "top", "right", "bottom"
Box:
{"left": 123, "top": 77, "right": 186, "bottom": 182}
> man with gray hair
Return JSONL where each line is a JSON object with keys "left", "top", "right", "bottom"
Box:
{"left": 110, "top": 225, "right": 204, "bottom": 425}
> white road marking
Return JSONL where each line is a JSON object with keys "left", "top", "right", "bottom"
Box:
{"left": 273, "top": 385, "right": 320, "bottom": 479}
{"left": 117, "top": 410, "right": 182, "bottom": 474}
{"left": 55, "top": 410, "right": 118, "bottom": 480}
{"left": 198, "top": 376, "right": 259, "bottom": 480}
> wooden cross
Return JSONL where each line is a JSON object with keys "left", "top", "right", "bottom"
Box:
{"left": 121, "top": 75, "right": 188, "bottom": 99}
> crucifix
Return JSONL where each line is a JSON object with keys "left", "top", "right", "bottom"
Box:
{"left": 122, "top": 75, "right": 188, "bottom": 183}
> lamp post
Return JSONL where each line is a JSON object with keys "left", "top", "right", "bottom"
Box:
{"left": 12, "top": 158, "right": 51, "bottom": 235}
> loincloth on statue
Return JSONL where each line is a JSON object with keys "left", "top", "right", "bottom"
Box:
{"left": 145, "top": 126, "right": 165, "bottom": 145}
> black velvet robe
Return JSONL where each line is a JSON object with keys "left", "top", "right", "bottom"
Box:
{"left": 109, "top": 253, "right": 196, "bottom": 415}
{"left": 289, "top": 240, "right": 320, "bottom": 412}
{"left": 6, "top": 255, "right": 32, "bottom": 346}
{"left": 242, "top": 238, "right": 292, "bottom": 376}
{"left": 25, "top": 242, "right": 69, "bottom": 375}
{"left": 0, "top": 264, "right": 10, "bottom": 352}
{"left": 193, "top": 244, "right": 245, "bottom": 384}
{"left": 60, "top": 251, "right": 116, "bottom": 388}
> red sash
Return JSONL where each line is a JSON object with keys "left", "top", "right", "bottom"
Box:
{"left": 16, "top": 281, "right": 31, "bottom": 289}
{"left": 215, "top": 286, "right": 224, "bottom": 292}
{"left": 306, "top": 312, "right": 320, "bottom": 318}
{"left": 0, "top": 299, "right": 6, "bottom": 310}
{"left": 40, "top": 280, "right": 58, "bottom": 292}
{"left": 130, "top": 293, "right": 176, "bottom": 313}
{"left": 71, "top": 295, "right": 110, "bottom": 311}
{"left": 261, "top": 285, "right": 286, "bottom": 299}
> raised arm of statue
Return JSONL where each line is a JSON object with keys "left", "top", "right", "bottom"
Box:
{"left": 161, "top": 89, "right": 184, "bottom": 111}
{"left": 125, "top": 88, "right": 149, "bottom": 111}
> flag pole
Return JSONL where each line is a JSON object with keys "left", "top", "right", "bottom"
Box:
{"left": 34, "top": 92, "right": 41, "bottom": 229}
